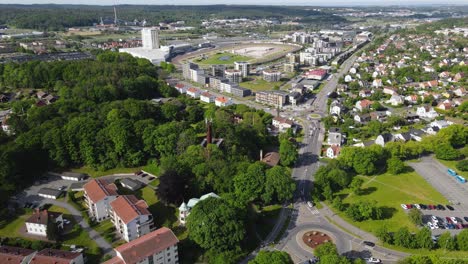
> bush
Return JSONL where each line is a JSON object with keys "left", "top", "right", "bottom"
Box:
{"left": 456, "top": 160, "right": 468, "bottom": 171}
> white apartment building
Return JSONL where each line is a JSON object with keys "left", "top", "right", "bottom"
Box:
{"left": 83, "top": 179, "right": 118, "bottom": 222}
{"left": 110, "top": 195, "right": 155, "bottom": 242}
{"left": 234, "top": 61, "right": 250, "bottom": 77}
{"left": 103, "top": 227, "right": 179, "bottom": 264}
{"left": 30, "top": 249, "right": 84, "bottom": 264}
{"left": 142, "top": 28, "right": 160, "bottom": 49}
{"left": 224, "top": 69, "right": 242, "bottom": 83}
{"left": 25, "top": 210, "right": 63, "bottom": 237}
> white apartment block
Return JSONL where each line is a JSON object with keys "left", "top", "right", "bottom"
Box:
{"left": 83, "top": 179, "right": 118, "bottom": 222}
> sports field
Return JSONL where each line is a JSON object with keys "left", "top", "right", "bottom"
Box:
{"left": 195, "top": 52, "right": 252, "bottom": 65}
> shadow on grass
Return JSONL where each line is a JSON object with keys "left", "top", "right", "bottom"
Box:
{"left": 380, "top": 206, "right": 397, "bottom": 220}
{"left": 360, "top": 186, "right": 377, "bottom": 196}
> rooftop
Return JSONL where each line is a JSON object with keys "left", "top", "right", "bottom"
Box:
{"left": 83, "top": 179, "right": 118, "bottom": 203}
{"left": 25, "top": 210, "right": 62, "bottom": 226}
{"left": 110, "top": 195, "right": 151, "bottom": 224}
{"left": 30, "top": 249, "right": 82, "bottom": 264}
{"left": 0, "top": 246, "right": 35, "bottom": 264}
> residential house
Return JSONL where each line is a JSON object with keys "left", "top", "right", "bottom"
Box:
{"left": 416, "top": 105, "right": 439, "bottom": 119}
{"left": 0, "top": 246, "right": 36, "bottom": 264}
{"left": 409, "top": 129, "right": 425, "bottom": 142}
{"left": 354, "top": 113, "right": 371, "bottom": 123}
{"left": 369, "top": 111, "right": 388, "bottom": 122}
{"left": 200, "top": 92, "right": 215, "bottom": 103}
{"left": 394, "top": 132, "right": 412, "bottom": 142}
{"left": 25, "top": 210, "right": 63, "bottom": 237}
{"left": 103, "top": 227, "right": 179, "bottom": 264}
{"left": 120, "top": 178, "right": 144, "bottom": 191}
{"left": 272, "top": 117, "right": 293, "bottom": 131}
{"left": 359, "top": 90, "right": 372, "bottom": 98}
{"left": 424, "top": 126, "right": 440, "bottom": 135}
{"left": 326, "top": 145, "right": 341, "bottom": 159}
{"left": 386, "top": 94, "right": 404, "bottom": 106}
{"left": 30, "top": 248, "right": 84, "bottom": 264}
{"left": 36, "top": 91, "right": 47, "bottom": 100}
{"left": 44, "top": 94, "right": 58, "bottom": 104}
{"left": 353, "top": 140, "right": 375, "bottom": 148}
{"left": 453, "top": 87, "right": 466, "bottom": 97}
{"left": 372, "top": 79, "right": 382, "bottom": 88}
{"left": 179, "top": 193, "right": 219, "bottom": 225}
{"left": 375, "top": 133, "right": 394, "bottom": 147}
{"left": 383, "top": 87, "right": 397, "bottom": 95}
{"left": 83, "top": 179, "right": 118, "bottom": 222}
{"left": 355, "top": 99, "right": 373, "bottom": 111}
{"left": 215, "top": 96, "right": 233, "bottom": 107}
{"left": 329, "top": 100, "right": 344, "bottom": 116}
{"left": 110, "top": 195, "right": 154, "bottom": 242}
{"left": 404, "top": 94, "right": 419, "bottom": 104}
{"left": 174, "top": 83, "right": 187, "bottom": 94}
{"left": 186, "top": 87, "right": 201, "bottom": 99}
{"left": 437, "top": 101, "right": 452, "bottom": 111}
{"left": 327, "top": 127, "right": 344, "bottom": 146}
{"left": 430, "top": 120, "right": 452, "bottom": 129}
{"left": 261, "top": 152, "right": 280, "bottom": 167}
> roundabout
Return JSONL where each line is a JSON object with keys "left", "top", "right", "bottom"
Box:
{"left": 302, "top": 230, "right": 333, "bottom": 249}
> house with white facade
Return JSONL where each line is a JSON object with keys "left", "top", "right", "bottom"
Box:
{"left": 416, "top": 105, "right": 439, "bottom": 119}
{"left": 430, "top": 120, "right": 452, "bottom": 130}
{"left": 327, "top": 127, "right": 344, "bottom": 146}
{"left": 174, "top": 83, "right": 187, "bottom": 94}
{"left": 326, "top": 145, "right": 341, "bottom": 159}
{"left": 329, "top": 100, "right": 344, "bottom": 116}
{"left": 386, "top": 94, "right": 404, "bottom": 106}
{"left": 25, "top": 210, "right": 63, "bottom": 237}
{"left": 355, "top": 99, "right": 373, "bottom": 112}
{"left": 186, "top": 87, "right": 201, "bottom": 98}
{"left": 103, "top": 227, "right": 179, "bottom": 264}
{"left": 215, "top": 96, "right": 233, "bottom": 107}
{"left": 110, "top": 195, "right": 154, "bottom": 242}
{"left": 200, "top": 92, "right": 215, "bottom": 103}
{"left": 375, "top": 133, "right": 394, "bottom": 147}
{"left": 179, "top": 193, "right": 219, "bottom": 225}
{"left": 272, "top": 117, "right": 293, "bottom": 132}
{"left": 30, "top": 248, "right": 84, "bottom": 264}
{"left": 83, "top": 179, "right": 118, "bottom": 222}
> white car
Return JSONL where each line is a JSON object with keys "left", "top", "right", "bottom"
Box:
{"left": 401, "top": 204, "right": 408, "bottom": 210}
{"left": 427, "top": 222, "right": 434, "bottom": 229}
{"left": 450, "top": 217, "right": 458, "bottom": 224}
{"left": 64, "top": 219, "right": 71, "bottom": 225}
{"left": 366, "top": 257, "right": 381, "bottom": 263}
{"left": 307, "top": 201, "right": 314, "bottom": 208}
{"left": 414, "top": 204, "right": 421, "bottom": 210}
{"left": 431, "top": 216, "right": 439, "bottom": 223}
{"left": 433, "top": 222, "right": 439, "bottom": 229}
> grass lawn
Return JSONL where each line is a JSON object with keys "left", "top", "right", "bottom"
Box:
{"left": 142, "top": 161, "right": 161, "bottom": 176}
{"left": 240, "top": 78, "right": 283, "bottom": 91}
{"left": 70, "top": 166, "right": 142, "bottom": 178}
{"left": 0, "top": 215, "right": 27, "bottom": 237}
{"left": 255, "top": 204, "right": 282, "bottom": 240}
{"left": 334, "top": 171, "right": 448, "bottom": 234}
{"left": 436, "top": 158, "right": 468, "bottom": 178}
{"left": 195, "top": 52, "right": 252, "bottom": 65}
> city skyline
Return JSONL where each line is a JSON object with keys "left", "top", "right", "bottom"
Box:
{"left": 0, "top": 0, "right": 468, "bottom": 6}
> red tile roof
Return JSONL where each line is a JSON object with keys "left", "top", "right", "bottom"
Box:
{"left": 25, "top": 210, "right": 62, "bottom": 225}
{"left": 175, "top": 83, "right": 185, "bottom": 88}
{"left": 187, "top": 87, "right": 198, "bottom": 93}
{"left": 359, "top": 99, "right": 373, "bottom": 108}
{"left": 201, "top": 92, "right": 213, "bottom": 97}
{"left": 29, "top": 249, "right": 82, "bottom": 264}
{"left": 84, "top": 179, "right": 118, "bottom": 203}
{"left": 215, "top": 96, "right": 229, "bottom": 103}
{"left": 103, "top": 227, "right": 178, "bottom": 264}
{"left": 110, "top": 195, "right": 151, "bottom": 224}
{"left": 306, "top": 69, "right": 327, "bottom": 76}
{"left": 0, "top": 246, "right": 35, "bottom": 264}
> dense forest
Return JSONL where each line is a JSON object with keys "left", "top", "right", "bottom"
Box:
{"left": 0, "top": 4, "right": 346, "bottom": 30}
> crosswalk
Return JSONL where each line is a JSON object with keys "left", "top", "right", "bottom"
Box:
{"left": 309, "top": 208, "right": 320, "bottom": 215}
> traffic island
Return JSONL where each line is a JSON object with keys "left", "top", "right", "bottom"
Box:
{"left": 302, "top": 230, "right": 333, "bottom": 249}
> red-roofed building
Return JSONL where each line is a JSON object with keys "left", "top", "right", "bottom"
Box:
{"left": 200, "top": 91, "right": 215, "bottom": 103}
{"left": 304, "top": 69, "right": 328, "bottom": 80}
{"left": 0, "top": 246, "right": 36, "bottom": 264}
{"left": 214, "top": 96, "right": 233, "bottom": 107}
{"left": 30, "top": 248, "right": 84, "bottom": 264}
{"left": 174, "top": 83, "right": 187, "bottom": 94}
{"left": 83, "top": 179, "right": 118, "bottom": 222}
{"left": 110, "top": 195, "right": 154, "bottom": 242}
{"left": 103, "top": 227, "right": 179, "bottom": 264}
{"left": 326, "top": 145, "right": 341, "bottom": 159}
{"left": 186, "top": 87, "right": 200, "bottom": 98}
{"left": 355, "top": 99, "right": 373, "bottom": 111}
{"left": 272, "top": 116, "right": 293, "bottom": 131}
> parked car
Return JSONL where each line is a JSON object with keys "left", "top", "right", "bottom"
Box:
{"left": 448, "top": 224, "right": 455, "bottom": 229}
{"left": 140, "top": 173, "right": 147, "bottom": 178}
{"left": 446, "top": 217, "right": 452, "bottom": 223}
{"left": 433, "top": 222, "right": 440, "bottom": 229}
{"left": 420, "top": 204, "right": 427, "bottom": 210}
{"left": 456, "top": 223, "right": 463, "bottom": 229}
{"left": 427, "top": 222, "right": 434, "bottom": 229}
{"left": 446, "top": 205, "right": 455, "bottom": 211}
{"left": 451, "top": 217, "right": 458, "bottom": 224}
{"left": 406, "top": 204, "right": 413, "bottom": 209}
{"left": 134, "top": 170, "right": 143, "bottom": 176}
{"left": 148, "top": 176, "right": 155, "bottom": 181}
{"left": 363, "top": 241, "right": 375, "bottom": 247}
{"left": 64, "top": 219, "right": 71, "bottom": 225}
{"left": 401, "top": 204, "right": 408, "bottom": 210}
{"left": 414, "top": 204, "right": 421, "bottom": 210}
{"left": 307, "top": 201, "right": 314, "bottom": 208}
{"left": 437, "top": 204, "right": 445, "bottom": 210}
{"left": 464, "top": 217, "right": 468, "bottom": 222}
{"left": 447, "top": 168, "right": 457, "bottom": 176}
{"left": 431, "top": 216, "right": 439, "bottom": 223}
{"left": 366, "top": 257, "right": 381, "bottom": 263}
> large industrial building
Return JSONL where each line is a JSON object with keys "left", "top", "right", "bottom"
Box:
{"left": 120, "top": 27, "right": 170, "bottom": 65}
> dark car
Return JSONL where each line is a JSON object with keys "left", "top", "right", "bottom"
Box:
{"left": 420, "top": 204, "right": 427, "bottom": 210}
{"left": 363, "top": 241, "right": 375, "bottom": 247}
{"left": 464, "top": 217, "right": 468, "bottom": 222}
{"left": 446, "top": 205, "right": 455, "bottom": 211}
{"left": 134, "top": 170, "right": 143, "bottom": 176}
{"left": 406, "top": 204, "right": 413, "bottom": 209}
{"left": 446, "top": 217, "right": 452, "bottom": 223}
{"left": 437, "top": 204, "right": 445, "bottom": 210}
{"left": 140, "top": 173, "right": 147, "bottom": 178}
{"left": 148, "top": 176, "right": 155, "bottom": 181}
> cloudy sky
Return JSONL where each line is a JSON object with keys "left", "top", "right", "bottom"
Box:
{"left": 0, "top": 0, "right": 466, "bottom": 5}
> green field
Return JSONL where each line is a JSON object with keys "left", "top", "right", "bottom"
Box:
{"left": 195, "top": 52, "right": 252, "bottom": 65}
{"left": 333, "top": 171, "right": 448, "bottom": 234}
{"left": 240, "top": 78, "right": 283, "bottom": 91}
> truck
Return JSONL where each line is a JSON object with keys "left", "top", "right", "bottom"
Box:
{"left": 447, "top": 169, "right": 457, "bottom": 177}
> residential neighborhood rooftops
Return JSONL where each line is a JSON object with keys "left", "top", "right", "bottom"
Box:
{"left": 25, "top": 210, "right": 62, "bottom": 226}
{"left": 103, "top": 227, "right": 179, "bottom": 264}
{"left": 83, "top": 179, "right": 118, "bottom": 203}
{"left": 120, "top": 178, "right": 144, "bottom": 191}
{"left": 30, "top": 248, "right": 82, "bottom": 264}
{"left": 0, "top": 246, "right": 35, "bottom": 264}
{"left": 110, "top": 195, "right": 151, "bottom": 225}
{"left": 37, "top": 188, "right": 63, "bottom": 198}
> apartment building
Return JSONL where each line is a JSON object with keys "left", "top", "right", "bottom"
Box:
{"left": 110, "top": 195, "right": 154, "bottom": 242}
{"left": 83, "top": 179, "right": 118, "bottom": 222}
{"left": 0, "top": 246, "right": 36, "bottom": 264}
{"left": 255, "top": 91, "right": 288, "bottom": 108}
{"left": 224, "top": 69, "right": 242, "bottom": 83}
{"left": 262, "top": 70, "right": 281, "bottom": 82}
{"left": 29, "top": 249, "right": 84, "bottom": 264}
{"left": 230, "top": 86, "right": 251, "bottom": 97}
{"left": 234, "top": 61, "right": 250, "bottom": 77}
{"left": 103, "top": 227, "right": 179, "bottom": 264}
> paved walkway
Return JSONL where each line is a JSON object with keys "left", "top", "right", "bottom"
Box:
{"left": 44, "top": 199, "right": 114, "bottom": 256}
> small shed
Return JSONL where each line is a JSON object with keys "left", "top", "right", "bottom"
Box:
{"left": 120, "top": 178, "right": 144, "bottom": 191}
{"left": 60, "top": 172, "right": 88, "bottom": 181}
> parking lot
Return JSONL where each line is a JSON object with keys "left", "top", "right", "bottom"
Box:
{"left": 409, "top": 156, "right": 468, "bottom": 213}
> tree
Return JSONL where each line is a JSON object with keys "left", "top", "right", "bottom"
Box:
{"left": 314, "top": 242, "right": 338, "bottom": 258}
{"left": 156, "top": 170, "right": 188, "bottom": 205}
{"left": 332, "top": 196, "right": 345, "bottom": 211}
{"left": 186, "top": 197, "right": 245, "bottom": 251}
{"left": 456, "top": 160, "right": 468, "bottom": 172}
{"left": 416, "top": 227, "right": 433, "bottom": 249}
{"left": 349, "top": 177, "right": 364, "bottom": 195}
{"left": 233, "top": 162, "right": 266, "bottom": 203}
{"left": 263, "top": 166, "right": 295, "bottom": 204}
{"left": 279, "top": 139, "right": 298, "bottom": 167}
{"left": 249, "top": 250, "right": 293, "bottom": 264}
{"left": 408, "top": 208, "right": 423, "bottom": 226}
{"left": 46, "top": 217, "right": 60, "bottom": 241}
{"left": 456, "top": 229, "right": 468, "bottom": 251}
{"left": 437, "top": 232, "right": 456, "bottom": 251}
{"left": 387, "top": 156, "right": 406, "bottom": 174}
{"left": 394, "top": 227, "right": 414, "bottom": 248}
{"left": 435, "top": 143, "right": 460, "bottom": 160}
{"left": 376, "top": 225, "right": 392, "bottom": 244}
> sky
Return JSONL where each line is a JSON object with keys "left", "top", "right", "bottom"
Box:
{"left": 0, "top": 0, "right": 467, "bottom": 6}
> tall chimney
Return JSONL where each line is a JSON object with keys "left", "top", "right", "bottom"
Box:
{"left": 260, "top": 149, "right": 263, "bottom": 161}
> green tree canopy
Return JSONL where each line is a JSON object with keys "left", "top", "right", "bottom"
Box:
{"left": 249, "top": 250, "right": 293, "bottom": 264}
